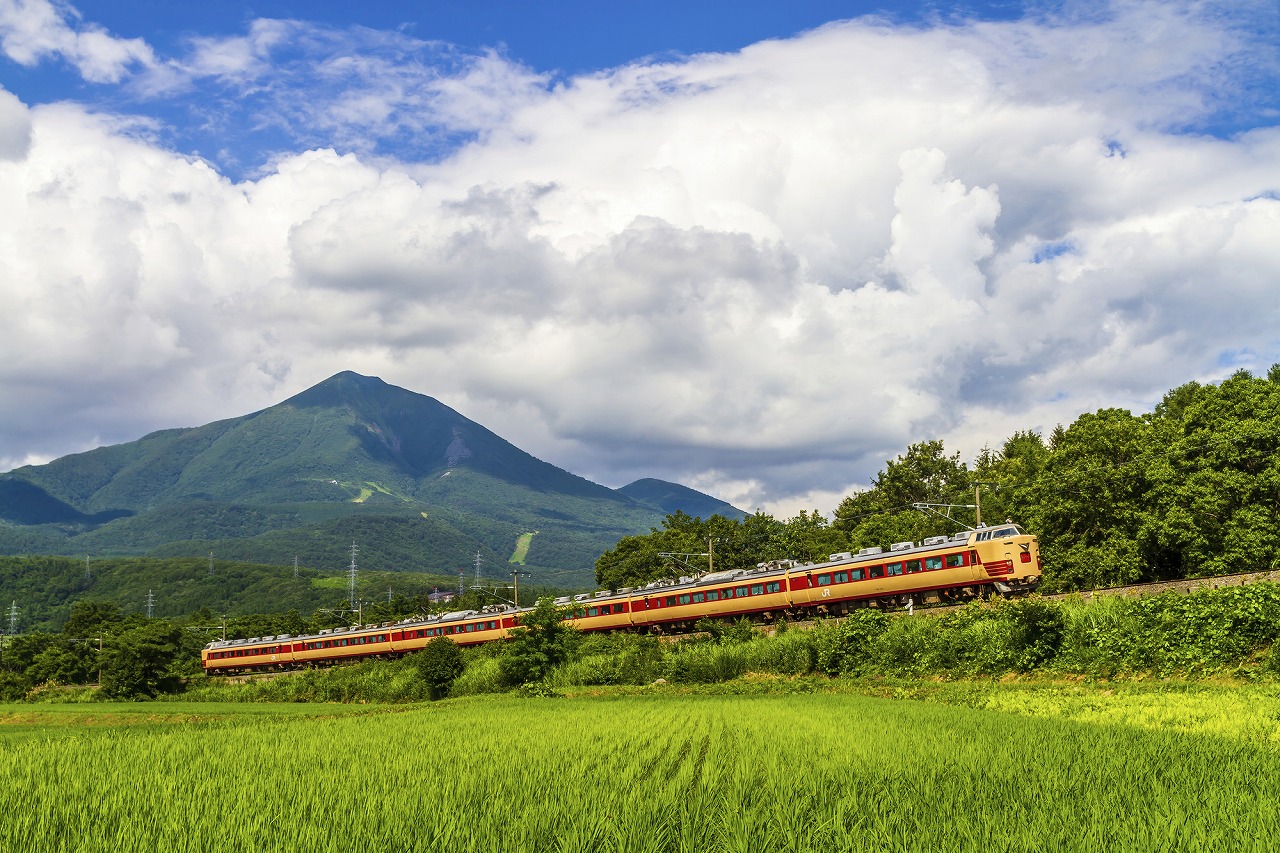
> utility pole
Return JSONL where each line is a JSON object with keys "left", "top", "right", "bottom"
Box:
{"left": 510, "top": 567, "right": 531, "bottom": 609}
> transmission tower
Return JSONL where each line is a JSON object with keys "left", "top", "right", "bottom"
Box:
{"left": 293, "top": 555, "right": 299, "bottom": 579}
{"left": 85, "top": 555, "right": 91, "bottom": 581}
{"left": 348, "top": 542, "right": 359, "bottom": 609}
{"left": 209, "top": 552, "right": 214, "bottom": 578}
{"left": 6, "top": 601, "right": 17, "bottom": 635}
{"left": 145, "top": 589, "right": 155, "bottom": 619}
{"left": 474, "top": 551, "right": 483, "bottom": 586}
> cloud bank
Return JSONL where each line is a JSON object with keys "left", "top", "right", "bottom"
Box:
{"left": 1, "top": 1, "right": 1279, "bottom": 516}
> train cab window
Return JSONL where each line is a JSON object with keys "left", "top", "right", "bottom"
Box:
{"left": 886, "top": 562, "right": 904, "bottom": 576}
{"left": 767, "top": 582, "right": 781, "bottom": 593}
{"left": 906, "top": 560, "right": 922, "bottom": 574}
{"left": 679, "top": 594, "right": 692, "bottom": 605}
{"left": 851, "top": 568, "right": 865, "bottom": 581}
{"left": 946, "top": 554, "right": 966, "bottom": 568}
{"left": 707, "top": 590, "right": 720, "bottom": 601}
{"left": 924, "top": 557, "right": 943, "bottom": 571}
{"left": 692, "top": 593, "right": 706, "bottom": 604}
{"left": 869, "top": 566, "right": 885, "bottom": 579}
{"left": 834, "top": 571, "right": 849, "bottom": 583}
{"left": 736, "top": 586, "right": 749, "bottom": 597}
{"left": 817, "top": 574, "right": 832, "bottom": 586}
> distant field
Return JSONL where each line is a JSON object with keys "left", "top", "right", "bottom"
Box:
{"left": 2, "top": 685, "right": 1277, "bottom": 852}
{"left": 510, "top": 531, "right": 536, "bottom": 564}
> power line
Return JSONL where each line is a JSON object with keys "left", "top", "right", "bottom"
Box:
{"left": 348, "top": 542, "right": 359, "bottom": 610}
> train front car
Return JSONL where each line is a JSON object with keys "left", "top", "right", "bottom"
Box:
{"left": 964, "top": 522, "right": 1042, "bottom": 594}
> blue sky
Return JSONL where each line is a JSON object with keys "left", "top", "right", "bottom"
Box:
{"left": 1, "top": 0, "right": 1279, "bottom": 514}
{"left": 0, "top": 1, "right": 1042, "bottom": 177}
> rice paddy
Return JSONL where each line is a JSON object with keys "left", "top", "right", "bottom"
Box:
{"left": 1, "top": 685, "right": 1276, "bottom": 852}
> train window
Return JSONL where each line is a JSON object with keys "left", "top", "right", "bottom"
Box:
{"left": 722, "top": 588, "right": 733, "bottom": 599}
{"left": 906, "top": 560, "right": 922, "bottom": 573}
{"left": 692, "top": 593, "right": 705, "bottom": 604}
{"left": 666, "top": 597, "right": 678, "bottom": 607}
{"left": 751, "top": 584, "right": 764, "bottom": 595}
{"left": 835, "top": 571, "right": 849, "bottom": 583}
{"left": 817, "top": 574, "right": 832, "bottom": 586}
{"left": 924, "top": 557, "right": 943, "bottom": 571}
{"left": 736, "top": 586, "right": 749, "bottom": 597}
{"left": 588, "top": 607, "right": 599, "bottom": 617}
{"left": 946, "top": 554, "right": 965, "bottom": 568}
{"left": 767, "top": 582, "right": 781, "bottom": 593}
{"left": 886, "top": 563, "right": 904, "bottom": 576}
{"left": 851, "top": 569, "right": 864, "bottom": 580}
{"left": 679, "top": 594, "right": 692, "bottom": 605}
{"left": 869, "top": 566, "right": 884, "bottom": 579}
{"left": 707, "top": 590, "right": 720, "bottom": 601}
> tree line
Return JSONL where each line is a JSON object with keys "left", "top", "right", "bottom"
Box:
{"left": 596, "top": 368, "right": 1280, "bottom": 592}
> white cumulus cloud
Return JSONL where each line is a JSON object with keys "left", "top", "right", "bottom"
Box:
{"left": 1, "top": 2, "right": 1279, "bottom": 519}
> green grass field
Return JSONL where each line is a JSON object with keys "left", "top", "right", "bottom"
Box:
{"left": 2, "top": 685, "right": 1277, "bottom": 852}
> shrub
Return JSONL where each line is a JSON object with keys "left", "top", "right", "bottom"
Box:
{"left": 411, "top": 637, "right": 465, "bottom": 700}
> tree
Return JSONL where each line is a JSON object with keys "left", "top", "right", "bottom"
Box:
{"left": 99, "top": 620, "right": 186, "bottom": 699}
{"left": 411, "top": 636, "right": 465, "bottom": 700}
{"left": 834, "top": 440, "right": 972, "bottom": 549}
{"left": 498, "top": 597, "right": 577, "bottom": 687}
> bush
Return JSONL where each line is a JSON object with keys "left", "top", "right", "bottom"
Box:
{"left": 812, "top": 610, "right": 890, "bottom": 676}
{"left": 411, "top": 637, "right": 465, "bottom": 700}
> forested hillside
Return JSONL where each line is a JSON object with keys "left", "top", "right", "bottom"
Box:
{"left": 597, "top": 369, "right": 1280, "bottom": 592}
{"left": 0, "top": 372, "right": 741, "bottom": 586}
{"left": 0, "top": 555, "right": 543, "bottom": 635}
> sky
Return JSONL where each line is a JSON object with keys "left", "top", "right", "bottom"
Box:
{"left": 0, "top": 0, "right": 1278, "bottom": 518}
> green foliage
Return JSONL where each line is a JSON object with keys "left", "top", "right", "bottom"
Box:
{"left": 99, "top": 621, "right": 190, "bottom": 699}
{"left": 595, "top": 509, "right": 845, "bottom": 589}
{"left": 812, "top": 609, "right": 891, "bottom": 675}
{"left": 497, "top": 597, "right": 579, "bottom": 687}
{"left": 411, "top": 637, "right": 465, "bottom": 700}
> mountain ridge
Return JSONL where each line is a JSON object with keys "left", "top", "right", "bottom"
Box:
{"left": 0, "top": 372, "right": 744, "bottom": 587}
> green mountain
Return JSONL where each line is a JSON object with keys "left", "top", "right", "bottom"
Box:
{"left": 0, "top": 372, "right": 742, "bottom": 588}
{"left": 618, "top": 478, "right": 746, "bottom": 520}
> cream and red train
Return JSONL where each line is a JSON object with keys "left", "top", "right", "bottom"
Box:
{"left": 202, "top": 523, "right": 1042, "bottom": 674}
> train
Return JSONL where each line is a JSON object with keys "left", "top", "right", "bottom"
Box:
{"left": 202, "top": 522, "right": 1042, "bottom": 674}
